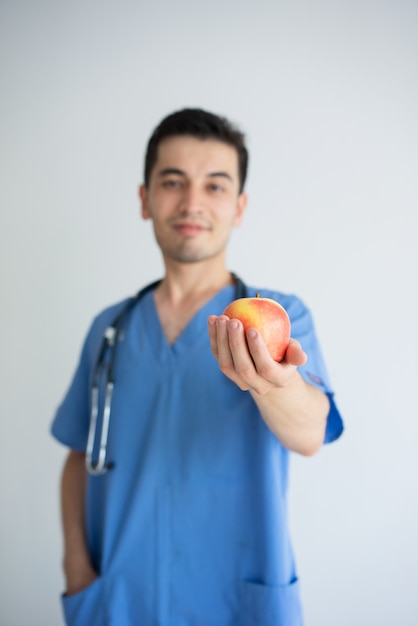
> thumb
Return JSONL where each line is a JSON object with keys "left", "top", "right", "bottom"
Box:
{"left": 284, "top": 338, "right": 308, "bottom": 366}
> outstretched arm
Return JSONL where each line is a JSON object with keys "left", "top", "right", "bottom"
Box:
{"left": 60, "top": 450, "right": 98, "bottom": 595}
{"left": 208, "top": 315, "right": 329, "bottom": 456}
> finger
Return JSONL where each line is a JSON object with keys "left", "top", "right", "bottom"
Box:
{"left": 217, "top": 318, "right": 251, "bottom": 391}
{"left": 284, "top": 338, "right": 308, "bottom": 366}
{"left": 215, "top": 317, "right": 234, "bottom": 369}
{"left": 226, "top": 322, "right": 271, "bottom": 394}
{"left": 207, "top": 315, "right": 219, "bottom": 358}
{"left": 244, "top": 328, "right": 281, "bottom": 387}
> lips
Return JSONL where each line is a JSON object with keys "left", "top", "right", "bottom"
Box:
{"left": 172, "top": 222, "right": 209, "bottom": 235}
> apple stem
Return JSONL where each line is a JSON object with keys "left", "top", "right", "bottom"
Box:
{"left": 256, "top": 292, "right": 260, "bottom": 298}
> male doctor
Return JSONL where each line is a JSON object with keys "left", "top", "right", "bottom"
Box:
{"left": 52, "top": 107, "right": 343, "bottom": 626}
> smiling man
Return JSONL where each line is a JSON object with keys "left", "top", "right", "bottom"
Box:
{"left": 140, "top": 135, "right": 247, "bottom": 268}
{"left": 51, "top": 108, "right": 343, "bottom": 626}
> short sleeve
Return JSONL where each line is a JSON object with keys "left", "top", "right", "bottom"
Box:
{"left": 287, "top": 296, "right": 344, "bottom": 444}
{"left": 50, "top": 299, "right": 129, "bottom": 451}
{"left": 323, "top": 393, "right": 343, "bottom": 443}
{"left": 50, "top": 319, "right": 97, "bottom": 451}
{"left": 249, "top": 288, "right": 344, "bottom": 445}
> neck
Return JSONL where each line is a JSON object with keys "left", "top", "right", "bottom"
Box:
{"left": 157, "top": 258, "right": 233, "bottom": 305}
{"left": 152, "top": 258, "right": 235, "bottom": 345}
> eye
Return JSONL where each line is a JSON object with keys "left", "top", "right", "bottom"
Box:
{"left": 207, "top": 182, "right": 224, "bottom": 193}
{"left": 162, "top": 179, "right": 181, "bottom": 189}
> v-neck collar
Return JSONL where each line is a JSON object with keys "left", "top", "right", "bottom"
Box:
{"left": 140, "top": 284, "right": 235, "bottom": 362}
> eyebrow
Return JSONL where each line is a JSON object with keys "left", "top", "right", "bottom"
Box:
{"left": 157, "top": 168, "right": 233, "bottom": 182}
{"left": 208, "top": 171, "right": 233, "bottom": 182}
{"left": 157, "top": 168, "right": 186, "bottom": 177}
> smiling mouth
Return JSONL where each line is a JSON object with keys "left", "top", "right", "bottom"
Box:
{"left": 172, "top": 223, "right": 209, "bottom": 235}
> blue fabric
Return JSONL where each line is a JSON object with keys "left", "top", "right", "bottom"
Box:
{"left": 52, "top": 284, "right": 343, "bottom": 626}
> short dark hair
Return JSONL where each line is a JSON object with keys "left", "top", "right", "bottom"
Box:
{"left": 143, "top": 108, "right": 248, "bottom": 192}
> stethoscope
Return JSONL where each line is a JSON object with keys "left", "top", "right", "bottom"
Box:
{"left": 86, "top": 275, "right": 248, "bottom": 476}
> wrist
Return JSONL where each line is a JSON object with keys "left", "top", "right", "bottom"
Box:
{"left": 63, "top": 554, "right": 98, "bottom": 595}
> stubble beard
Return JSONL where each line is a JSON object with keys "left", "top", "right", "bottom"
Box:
{"left": 155, "top": 231, "right": 229, "bottom": 265}
{"left": 163, "top": 241, "right": 222, "bottom": 264}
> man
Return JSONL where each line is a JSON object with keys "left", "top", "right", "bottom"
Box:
{"left": 52, "top": 108, "right": 343, "bottom": 626}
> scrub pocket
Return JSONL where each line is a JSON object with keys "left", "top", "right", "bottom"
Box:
{"left": 62, "top": 577, "right": 106, "bottom": 626}
{"left": 238, "top": 578, "right": 304, "bottom": 626}
{"left": 62, "top": 575, "right": 136, "bottom": 626}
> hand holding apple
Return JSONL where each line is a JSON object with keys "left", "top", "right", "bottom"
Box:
{"left": 222, "top": 293, "right": 291, "bottom": 362}
{"left": 208, "top": 299, "right": 325, "bottom": 454}
{"left": 208, "top": 293, "right": 306, "bottom": 395}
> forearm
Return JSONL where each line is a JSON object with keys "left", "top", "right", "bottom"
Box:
{"left": 61, "top": 449, "right": 97, "bottom": 594}
{"left": 208, "top": 316, "right": 331, "bottom": 455}
{"left": 250, "top": 371, "right": 329, "bottom": 456}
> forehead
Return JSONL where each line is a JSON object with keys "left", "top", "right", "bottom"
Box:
{"left": 152, "top": 136, "right": 239, "bottom": 179}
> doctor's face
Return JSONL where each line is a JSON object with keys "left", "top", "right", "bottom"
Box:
{"left": 139, "top": 136, "right": 247, "bottom": 265}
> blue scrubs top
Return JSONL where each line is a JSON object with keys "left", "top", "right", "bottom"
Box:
{"left": 51, "top": 283, "right": 343, "bottom": 626}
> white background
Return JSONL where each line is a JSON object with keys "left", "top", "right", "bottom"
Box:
{"left": 1, "top": 1, "right": 417, "bottom": 624}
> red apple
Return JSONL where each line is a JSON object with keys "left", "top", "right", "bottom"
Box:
{"left": 223, "top": 293, "right": 291, "bottom": 362}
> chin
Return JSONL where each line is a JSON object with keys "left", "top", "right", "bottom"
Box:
{"left": 166, "top": 245, "right": 214, "bottom": 264}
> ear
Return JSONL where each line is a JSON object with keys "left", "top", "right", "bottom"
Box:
{"left": 139, "top": 184, "right": 151, "bottom": 220}
{"left": 233, "top": 192, "right": 248, "bottom": 227}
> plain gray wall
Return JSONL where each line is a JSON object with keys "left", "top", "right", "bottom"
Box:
{"left": 1, "top": 0, "right": 417, "bottom": 624}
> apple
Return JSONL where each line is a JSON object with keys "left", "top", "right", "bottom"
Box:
{"left": 223, "top": 293, "right": 291, "bottom": 362}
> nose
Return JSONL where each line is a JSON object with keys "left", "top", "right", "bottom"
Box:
{"left": 179, "top": 183, "right": 204, "bottom": 214}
